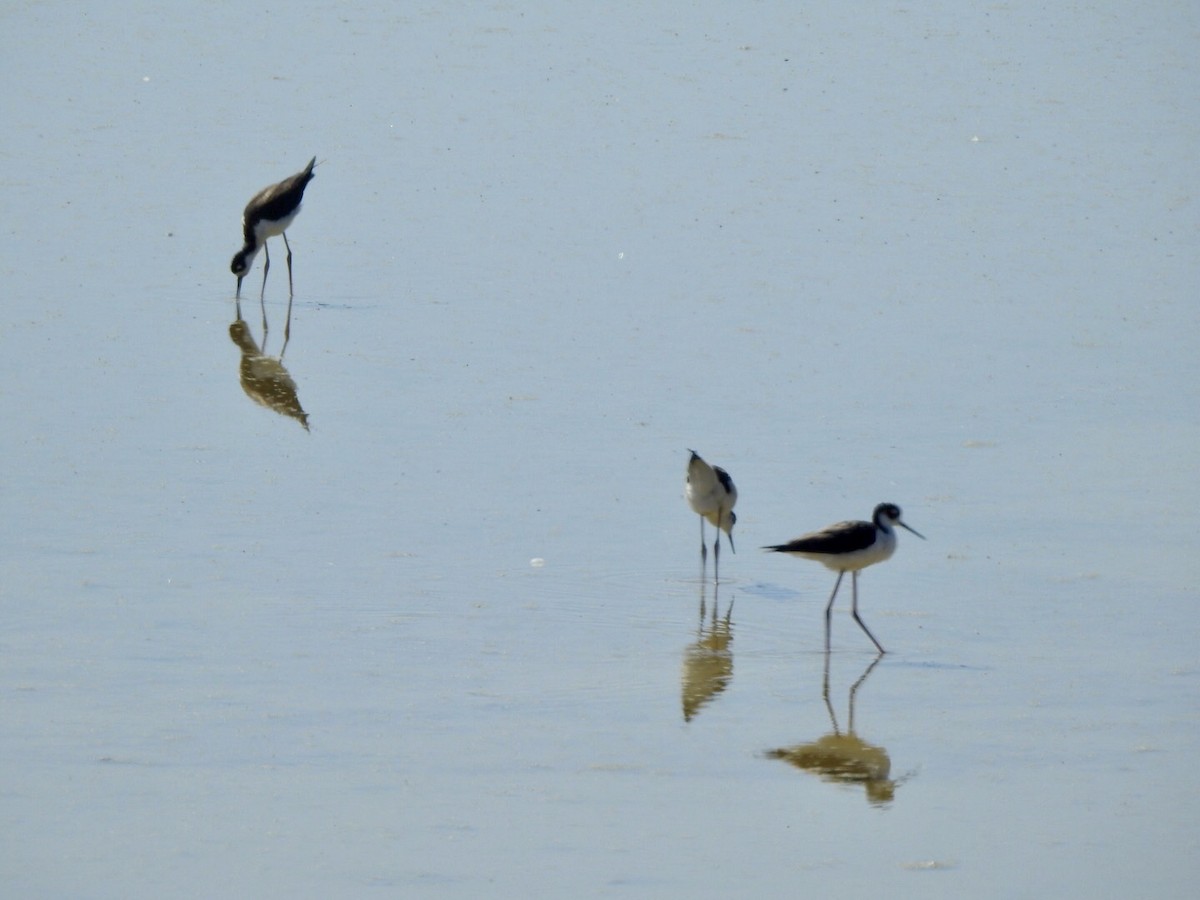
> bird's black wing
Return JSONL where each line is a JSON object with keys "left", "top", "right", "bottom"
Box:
{"left": 714, "top": 466, "right": 735, "bottom": 494}
{"left": 765, "top": 520, "right": 876, "bottom": 555}
{"left": 244, "top": 158, "right": 317, "bottom": 222}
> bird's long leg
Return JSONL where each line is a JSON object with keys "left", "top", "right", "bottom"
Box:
{"left": 259, "top": 241, "right": 271, "bottom": 343}
{"left": 824, "top": 571, "right": 845, "bottom": 653}
{"left": 850, "top": 571, "right": 885, "bottom": 655}
{"left": 699, "top": 516, "right": 707, "bottom": 566}
{"left": 283, "top": 231, "right": 295, "bottom": 299}
{"left": 712, "top": 509, "right": 722, "bottom": 584}
{"left": 260, "top": 241, "right": 271, "bottom": 301}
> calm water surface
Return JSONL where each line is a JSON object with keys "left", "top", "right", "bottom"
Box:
{"left": 2, "top": 3, "right": 1197, "bottom": 898}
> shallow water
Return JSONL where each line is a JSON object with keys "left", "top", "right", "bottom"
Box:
{"left": 2, "top": 3, "right": 1198, "bottom": 897}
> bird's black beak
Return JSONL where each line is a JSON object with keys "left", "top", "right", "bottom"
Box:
{"left": 899, "top": 521, "right": 926, "bottom": 540}
{"left": 235, "top": 275, "right": 243, "bottom": 298}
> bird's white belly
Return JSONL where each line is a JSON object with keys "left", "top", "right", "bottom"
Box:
{"left": 687, "top": 490, "right": 721, "bottom": 516}
{"left": 799, "top": 540, "right": 895, "bottom": 573}
{"left": 251, "top": 208, "right": 300, "bottom": 242}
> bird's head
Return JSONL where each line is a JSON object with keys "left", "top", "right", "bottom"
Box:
{"left": 231, "top": 249, "right": 251, "bottom": 278}
{"left": 231, "top": 248, "right": 255, "bottom": 296}
{"left": 724, "top": 510, "right": 737, "bottom": 551}
{"left": 876, "top": 503, "right": 925, "bottom": 540}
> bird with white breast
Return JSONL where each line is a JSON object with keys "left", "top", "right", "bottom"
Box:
{"left": 764, "top": 503, "right": 924, "bottom": 654}
{"left": 685, "top": 450, "right": 738, "bottom": 582}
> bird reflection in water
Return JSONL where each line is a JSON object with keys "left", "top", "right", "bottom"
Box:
{"left": 229, "top": 299, "right": 309, "bottom": 431}
{"left": 681, "top": 583, "right": 734, "bottom": 722}
{"left": 765, "top": 654, "right": 902, "bottom": 806}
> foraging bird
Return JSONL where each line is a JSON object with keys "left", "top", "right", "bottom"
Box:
{"left": 685, "top": 450, "right": 737, "bottom": 581}
{"left": 763, "top": 503, "right": 924, "bottom": 654}
{"left": 231, "top": 156, "right": 317, "bottom": 299}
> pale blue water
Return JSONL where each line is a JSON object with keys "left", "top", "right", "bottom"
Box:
{"left": 2, "top": 3, "right": 1197, "bottom": 897}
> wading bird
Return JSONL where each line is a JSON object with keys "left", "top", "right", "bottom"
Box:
{"left": 685, "top": 450, "right": 737, "bottom": 581}
{"left": 764, "top": 503, "right": 923, "bottom": 654}
{"left": 231, "top": 156, "right": 317, "bottom": 299}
